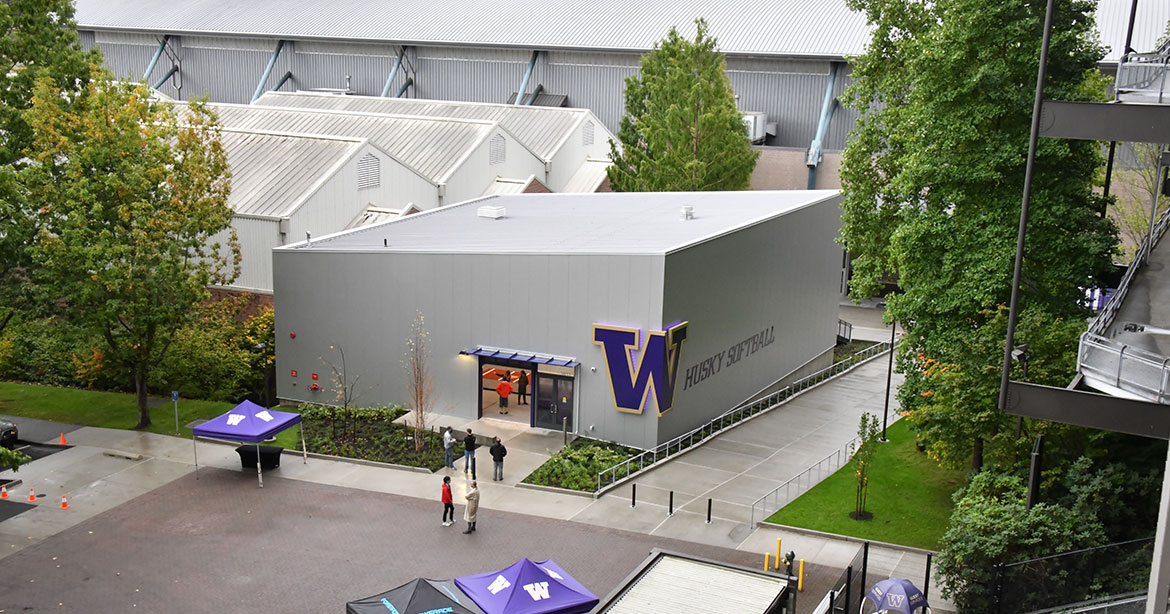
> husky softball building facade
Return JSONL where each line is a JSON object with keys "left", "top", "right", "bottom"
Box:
{"left": 272, "top": 191, "right": 842, "bottom": 449}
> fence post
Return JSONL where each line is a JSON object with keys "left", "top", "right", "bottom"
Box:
{"left": 631, "top": 483, "right": 636, "bottom": 508}
{"left": 858, "top": 542, "right": 869, "bottom": 611}
{"left": 923, "top": 553, "right": 932, "bottom": 601}
{"left": 668, "top": 491, "right": 674, "bottom": 516}
{"left": 843, "top": 565, "right": 853, "bottom": 614}
{"left": 706, "top": 498, "right": 712, "bottom": 524}
{"left": 992, "top": 563, "right": 1005, "bottom": 614}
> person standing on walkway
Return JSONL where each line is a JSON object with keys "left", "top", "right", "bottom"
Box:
{"left": 489, "top": 436, "right": 507, "bottom": 482}
{"left": 462, "top": 481, "right": 479, "bottom": 534}
{"left": 496, "top": 373, "right": 513, "bottom": 414}
{"left": 463, "top": 428, "right": 478, "bottom": 478}
{"left": 517, "top": 371, "right": 528, "bottom": 405}
{"left": 441, "top": 476, "right": 455, "bottom": 526}
{"left": 443, "top": 427, "right": 456, "bottom": 470}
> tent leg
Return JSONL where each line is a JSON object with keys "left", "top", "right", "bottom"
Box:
{"left": 256, "top": 443, "right": 264, "bottom": 488}
{"left": 193, "top": 437, "right": 199, "bottom": 480}
{"left": 300, "top": 422, "right": 307, "bottom": 464}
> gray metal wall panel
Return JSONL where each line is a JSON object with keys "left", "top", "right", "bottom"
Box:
{"left": 79, "top": 30, "right": 96, "bottom": 51}
{"left": 273, "top": 248, "right": 665, "bottom": 449}
{"left": 540, "top": 58, "right": 635, "bottom": 134}
{"left": 181, "top": 46, "right": 280, "bottom": 103}
{"left": 291, "top": 49, "right": 398, "bottom": 97}
{"left": 412, "top": 56, "right": 525, "bottom": 104}
{"left": 658, "top": 195, "right": 843, "bottom": 442}
{"left": 95, "top": 42, "right": 155, "bottom": 82}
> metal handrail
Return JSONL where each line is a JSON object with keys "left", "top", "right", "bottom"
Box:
{"left": 1115, "top": 49, "right": 1170, "bottom": 103}
{"left": 749, "top": 435, "right": 860, "bottom": 525}
{"left": 595, "top": 340, "right": 892, "bottom": 493}
{"left": 1078, "top": 333, "right": 1170, "bottom": 404}
{"left": 1086, "top": 200, "right": 1170, "bottom": 337}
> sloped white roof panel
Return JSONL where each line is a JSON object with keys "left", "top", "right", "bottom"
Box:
{"left": 212, "top": 104, "right": 496, "bottom": 181}
{"left": 283, "top": 190, "right": 841, "bottom": 255}
{"left": 221, "top": 129, "right": 363, "bottom": 218}
{"left": 481, "top": 177, "right": 535, "bottom": 196}
{"left": 75, "top": 0, "right": 1165, "bottom": 63}
{"left": 561, "top": 158, "right": 611, "bottom": 193}
{"left": 256, "top": 92, "right": 593, "bottom": 161}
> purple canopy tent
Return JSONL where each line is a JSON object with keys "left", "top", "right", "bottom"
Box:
{"left": 192, "top": 400, "right": 306, "bottom": 487}
{"left": 455, "top": 558, "right": 598, "bottom": 614}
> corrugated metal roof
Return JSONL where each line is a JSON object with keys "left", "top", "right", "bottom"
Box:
{"left": 599, "top": 555, "right": 782, "bottom": 613}
{"left": 481, "top": 176, "right": 536, "bottom": 196}
{"left": 561, "top": 158, "right": 611, "bottom": 193}
{"left": 212, "top": 103, "right": 497, "bottom": 182}
{"left": 75, "top": 0, "right": 1164, "bottom": 63}
{"left": 255, "top": 92, "right": 591, "bottom": 161}
{"left": 221, "top": 128, "right": 364, "bottom": 218}
{"left": 283, "top": 190, "right": 840, "bottom": 254}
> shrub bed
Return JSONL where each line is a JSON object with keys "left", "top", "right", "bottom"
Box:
{"left": 293, "top": 404, "right": 449, "bottom": 471}
{"left": 522, "top": 438, "right": 640, "bottom": 492}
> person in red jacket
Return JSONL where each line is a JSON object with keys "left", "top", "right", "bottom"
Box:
{"left": 441, "top": 476, "right": 455, "bottom": 527}
{"left": 496, "top": 373, "right": 513, "bottom": 415}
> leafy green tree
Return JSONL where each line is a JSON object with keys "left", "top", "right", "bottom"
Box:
{"left": 841, "top": 0, "right": 1118, "bottom": 469}
{"left": 852, "top": 412, "right": 880, "bottom": 519}
{"left": 0, "top": 0, "right": 99, "bottom": 335}
{"left": 937, "top": 470, "right": 1106, "bottom": 612}
{"left": 607, "top": 18, "right": 758, "bottom": 191}
{"left": 23, "top": 71, "right": 238, "bottom": 429}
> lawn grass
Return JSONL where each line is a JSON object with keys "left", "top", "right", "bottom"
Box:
{"left": 765, "top": 418, "right": 965, "bottom": 550}
{"left": 0, "top": 380, "right": 237, "bottom": 438}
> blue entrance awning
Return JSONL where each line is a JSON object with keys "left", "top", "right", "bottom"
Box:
{"left": 462, "top": 346, "right": 578, "bottom": 367}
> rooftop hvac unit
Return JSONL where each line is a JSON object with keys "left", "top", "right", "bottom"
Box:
{"left": 742, "top": 112, "right": 767, "bottom": 144}
{"left": 477, "top": 205, "right": 506, "bottom": 219}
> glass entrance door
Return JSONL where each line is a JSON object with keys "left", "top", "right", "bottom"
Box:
{"left": 534, "top": 376, "right": 573, "bottom": 430}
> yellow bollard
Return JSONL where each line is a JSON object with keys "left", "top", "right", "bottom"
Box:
{"left": 776, "top": 538, "right": 782, "bottom": 570}
{"left": 764, "top": 552, "right": 771, "bottom": 571}
{"left": 798, "top": 559, "right": 804, "bottom": 592}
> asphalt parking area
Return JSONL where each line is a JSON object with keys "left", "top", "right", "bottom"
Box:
{"left": 0, "top": 468, "right": 816, "bottom": 613}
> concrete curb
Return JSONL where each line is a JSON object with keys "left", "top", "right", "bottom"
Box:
{"left": 757, "top": 521, "right": 936, "bottom": 556}
{"left": 515, "top": 481, "right": 595, "bottom": 499}
{"left": 278, "top": 448, "right": 435, "bottom": 475}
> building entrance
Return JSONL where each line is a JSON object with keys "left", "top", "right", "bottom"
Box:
{"left": 473, "top": 355, "right": 576, "bottom": 431}
{"left": 534, "top": 374, "right": 573, "bottom": 430}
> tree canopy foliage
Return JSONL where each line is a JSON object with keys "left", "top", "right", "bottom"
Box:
{"left": 22, "top": 71, "right": 238, "bottom": 428}
{"left": 840, "top": 0, "right": 1119, "bottom": 469}
{"left": 0, "top": 0, "right": 98, "bottom": 335}
{"left": 607, "top": 18, "right": 758, "bottom": 192}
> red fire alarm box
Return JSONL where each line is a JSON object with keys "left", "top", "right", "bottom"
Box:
{"left": 311, "top": 373, "right": 318, "bottom": 380}
{"left": 291, "top": 370, "right": 298, "bottom": 378}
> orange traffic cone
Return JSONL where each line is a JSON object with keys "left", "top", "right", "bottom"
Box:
{"left": 59, "top": 432, "right": 68, "bottom": 445}
{"left": 58, "top": 495, "right": 70, "bottom": 510}
{"left": 27, "top": 488, "right": 37, "bottom": 503}
{"left": 0, "top": 484, "right": 8, "bottom": 499}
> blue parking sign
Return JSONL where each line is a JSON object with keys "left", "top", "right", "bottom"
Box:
{"left": 171, "top": 390, "right": 179, "bottom": 402}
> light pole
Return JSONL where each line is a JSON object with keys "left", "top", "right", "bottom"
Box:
{"left": 880, "top": 320, "right": 895, "bottom": 443}
{"left": 1011, "top": 344, "right": 1030, "bottom": 439}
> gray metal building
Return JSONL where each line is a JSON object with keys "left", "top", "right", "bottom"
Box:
{"left": 75, "top": 0, "right": 1166, "bottom": 166}
{"left": 272, "top": 190, "right": 842, "bottom": 449}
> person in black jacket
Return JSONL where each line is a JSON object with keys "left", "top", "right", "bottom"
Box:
{"left": 463, "top": 428, "right": 478, "bottom": 479}
{"left": 489, "top": 436, "right": 507, "bottom": 481}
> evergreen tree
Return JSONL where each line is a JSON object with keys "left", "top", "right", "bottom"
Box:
{"left": 607, "top": 19, "right": 758, "bottom": 191}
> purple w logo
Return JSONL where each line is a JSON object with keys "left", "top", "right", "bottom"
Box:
{"left": 592, "top": 322, "right": 688, "bottom": 415}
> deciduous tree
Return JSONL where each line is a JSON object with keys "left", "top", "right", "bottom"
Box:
{"left": 840, "top": 0, "right": 1118, "bottom": 469}
{"left": 23, "top": 72, "right": 238, "bottom": 429}
{"left": 405, "top": 311, "right": 433, "bottom": 454}
{"left": 607, "top": 18, "right": 758, "bottom": 191}
{"left": 0, "top": 0, "right": 98, "bottom": 335}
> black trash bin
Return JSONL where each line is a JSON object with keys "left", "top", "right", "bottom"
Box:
{"left": 236, "top": 445, "right": 282, "bottom": 470}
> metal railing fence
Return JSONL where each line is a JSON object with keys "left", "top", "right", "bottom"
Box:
{"left": 750, "top": 436, "right": 859, "bottom": 525}
{"left": 1086, "top": 200, "right": 1170, "bottom": 338}
{"left": 1115, "top": 46, "right": 1170, "bottom": 104}
{"left": 595, "top": 341, "right": 891, "bottom": 493}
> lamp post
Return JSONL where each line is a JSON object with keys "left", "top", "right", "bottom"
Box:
{"left": 1011, "top": 344, "right": 1030, "bottom": 439}
{"left": 880, "top": 320, "right": 895, "bottom": 443}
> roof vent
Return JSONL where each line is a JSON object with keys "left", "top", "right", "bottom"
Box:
{"left": 681, "top": 205, "right": 694, "bottom": 221}
{"left": 478, "top": 205, "right": 507, "bottom": 219}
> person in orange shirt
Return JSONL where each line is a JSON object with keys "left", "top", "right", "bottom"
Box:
{"left": 496, "top": 372, "right": 513, "bottom": 414}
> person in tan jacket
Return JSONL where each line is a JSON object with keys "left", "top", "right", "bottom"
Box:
{"left": 462, "top": 481, "right": 479, "bottom": 534}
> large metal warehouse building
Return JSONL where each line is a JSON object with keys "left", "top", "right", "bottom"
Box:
{"left": 75, "top": 0, "right": 1167, "bottom": 190}
{"left": 272, "top": 190, "right": 842, "bottom": 449}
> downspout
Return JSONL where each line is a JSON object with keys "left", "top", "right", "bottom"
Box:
{"left": 143, "top": 35, "right": 171, "bottom": 81}
{"left": 523, "top": 84, "right": 545, "bottom": 105}
{"left": 380, "top": 47, "right": 405, "bottom": 97}
{"left": 806, "top": 62, "right": 841, "bottom": 190}
{"left": 514, "top": 50, "right": 539, "bottom": 105}
{"left": 153, "top": 66, "right": 179, "bottom": 90}
{"left": 395, "top": 77, "right": 413, "bottom": 98}
{"left": 251, "top": 40, "right": 286, "bottom": 103}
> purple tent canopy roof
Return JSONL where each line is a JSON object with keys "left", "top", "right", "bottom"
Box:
{"left": 455, "top": 558, "right": 598, "bottom": 614}
{"left": 192, "top": 399, "right": 302, "bottom": 443}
